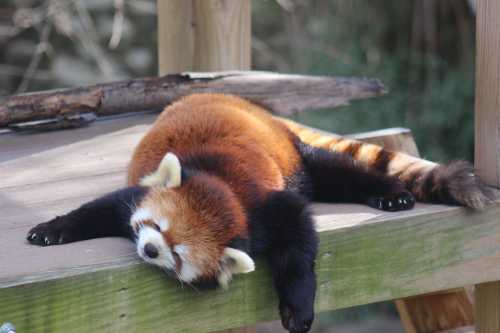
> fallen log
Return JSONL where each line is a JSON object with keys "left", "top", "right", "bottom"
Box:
{"left": 0, "top": 71, "right": 386, "bottom": 128}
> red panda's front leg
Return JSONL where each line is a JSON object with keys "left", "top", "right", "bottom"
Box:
{"left": 27, "top": 186, "right": 147, "bottom": 246}
{"left": 250, "top": 191, "right": 318, "bottom": 333}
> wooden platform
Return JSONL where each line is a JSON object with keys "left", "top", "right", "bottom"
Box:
{"left": 1, "top": 114, "right": 500, "bottom": 333}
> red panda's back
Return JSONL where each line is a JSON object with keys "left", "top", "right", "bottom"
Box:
{"left": 127, "top": 94, "right": 301, "bottom": 193}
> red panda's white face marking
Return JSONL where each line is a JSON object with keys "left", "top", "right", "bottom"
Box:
{"left": 130, "top": 184, "right": 255, "bottom": 286}
{"left": 132, "top": 211, "right": 203, "bottom": 282}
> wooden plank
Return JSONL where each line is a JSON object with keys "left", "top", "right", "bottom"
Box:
{"left": 360, "top": 128, "right": 475, "bottom": 333}
{"left": 0, "top": 115, "right": 154, "bottom": 189}
{"left": 348, "top": 127, "right": 420, "bottom": 157}
{"left": 2, "top": 195, "right": 500, "bottom": 332}
{"left": 474, "top": 0, "right": 500, "bottom": 332}
{"left": 0, "top": 130, "right": 472, "bottom": 286}
{"left": 474, "top": 0, "right": 500, "bottom": 187}
{"left": 2, "top": 116, "right": 500, "bottom": 332}
{"left": 396, "top": 292, "right": 474, "bottom": 333}
{"left": 476, "top": 283, "right": 500, "bottom": 333}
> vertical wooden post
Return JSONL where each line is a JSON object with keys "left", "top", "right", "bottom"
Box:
{"left": 157, "top": 1, "right": 194, "bottom": 74}
{"left": 158, "top": 0, "right": 251, "bottom": 75}
{"left": 474, "top": 0, "right": 500, "bottom": 332}
{"left": 157, "top": 1, "right": 252, "bottom": 331}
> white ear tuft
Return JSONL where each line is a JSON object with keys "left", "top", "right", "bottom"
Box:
{"left": 140, "top": 152, "right": 182, "bottom": 188}
{"left": 222, "top": 248, "right": 255, "bottom": 273}
{"left": 217, "top": 248, "right": 255, "bottom": 289}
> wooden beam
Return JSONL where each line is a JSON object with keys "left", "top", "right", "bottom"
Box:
{"left": 0, "top": 71, "right": 386, "bottom": 128}
{"left": 192, "top": 0, "right": 251, "bottom": 72}
{"left": 1, "top": 115, "right": 500, "bottom": 332}
{"left": 351, "top": 128, "right": 475, "bottom": 333}
{"left": 348, "top": 127, "right": 420, "bottom": 157}
{"left": 396, "top": 291, "right": 474, "bottom": 333}
{"left": 476, "top": 283, "right": 500, "bottom": 333}
{"left": 158, "top": 0, "right": 251, "bottom": 75}
{"left": 157, "top": 0, "right": 194, "bottom": 74}
{"left": 474, "top": 0, "right": 500, "bottom": 187}
{"left": 2, "top": 195, "right": 499, "bottom": 332}
{"left": 474, "top": 0, "right": 500, "bottom": 332}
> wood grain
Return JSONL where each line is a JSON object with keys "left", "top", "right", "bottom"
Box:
{"left": 157, "top": 0, "right": 194, "bottom": 74}
{"left": 2, "top": 114, "right": 500, "bottom": 332}
{"left": 476, "top": 283, "right": 500, "bottom": 333}
{"left": 348, "top": 127, "right": 420, "bottom": 157}
{"left": 158, "top": 0, "right": 251, "bottom": 75}
{"left": 474, "top": 0, "right": 500, "bottom": 332}
{"left": 2, "top": 193, "right": 500, "bottom": 332}
{"left": 192, "top": 0, "right": 251, "bottom": 71}
{"left": 396, "top": 292, "right": 474, "bottom": 333}
{"left": 474, "top": 0, "right": 500, "bottom": 187}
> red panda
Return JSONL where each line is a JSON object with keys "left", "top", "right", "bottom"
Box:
{"left": 27, "top": 93, "right": 491, "bottom": 333}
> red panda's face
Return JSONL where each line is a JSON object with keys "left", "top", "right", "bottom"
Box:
{"left": 130, "top": 175, "right": 253, "bottom": 287}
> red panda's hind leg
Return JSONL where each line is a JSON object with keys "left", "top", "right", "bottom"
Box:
{"left": 298, "top": 143, "right": 415, "bottom": 211}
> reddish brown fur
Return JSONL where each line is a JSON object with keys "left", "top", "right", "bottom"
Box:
{"left": 128, "top": 94, "right": 301, "bottom": 202}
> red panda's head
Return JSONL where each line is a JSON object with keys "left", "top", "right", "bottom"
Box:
{"left": 131, "top": 153, "right": 254, "bottom": 288}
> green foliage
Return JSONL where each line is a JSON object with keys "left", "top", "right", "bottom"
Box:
{"left": 253, "top": 0, "right": 476, "bottom": 161}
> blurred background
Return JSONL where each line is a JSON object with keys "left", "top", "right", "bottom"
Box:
{"left": 0, "top": 1, "right": 477, "bottom": 332}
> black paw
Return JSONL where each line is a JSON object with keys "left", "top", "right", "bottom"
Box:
{"left": 279, "top": 302, "right": 314, "bottom": 333}
{"left": 367, "top": 190, "right": 415, "bottom": 212}
{"left": 27, "top": 217, "right": 71, "bottom": 246}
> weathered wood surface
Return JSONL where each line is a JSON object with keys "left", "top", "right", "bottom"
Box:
{"left": 474, "top": 0, "right": 500, "bottom": 187}
{"left": 473, "top": 0, "right": 500, "bottom": 332}
{"left": 476, "top": 282, "right": 500, "bottom": 333}
{"left": 396, "top": 291, "right": 474, "bottom": 333}
{"left": 347, "top": 127, "right": 420, "bottom": 158}
{"left": 158, "top": 1, "right": 251, "bottom": 75}
{"left": 0, "top": 71, "right": 385, "bottom": 127}
{"left": 1, "top": 114, "right": 500, "bottom": 333}
{"left": 366, "top": 130, "right": 475, "bottom": 333}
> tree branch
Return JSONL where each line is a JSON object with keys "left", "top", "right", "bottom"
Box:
{"left": 0, "top": 71, "right": 387, "bottom": 128}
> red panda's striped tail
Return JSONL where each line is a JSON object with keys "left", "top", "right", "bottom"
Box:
{"left": 281, "top": 119, "right": 494, "bottom": 209}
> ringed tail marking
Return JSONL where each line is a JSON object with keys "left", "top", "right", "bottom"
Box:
{"left": 280, "top": 117, "right": 492, "bottom": 209}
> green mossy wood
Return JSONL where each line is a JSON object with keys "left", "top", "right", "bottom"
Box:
{"left": 2, "top": 201, "right": 500, "bottom": 332}
{"left": 1, "top": 115, "right": 499, "bottom": 333}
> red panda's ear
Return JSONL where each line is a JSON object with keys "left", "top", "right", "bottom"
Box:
{"left": 140, "top": 153, "right": 182, "bottom": 188}
{"left": 218, "top": 248, "right": 255, "bottom": 289}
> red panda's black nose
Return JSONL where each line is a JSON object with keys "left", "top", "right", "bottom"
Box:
{"left": 144, "top": 243, "right": 159, "bottom": 259}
